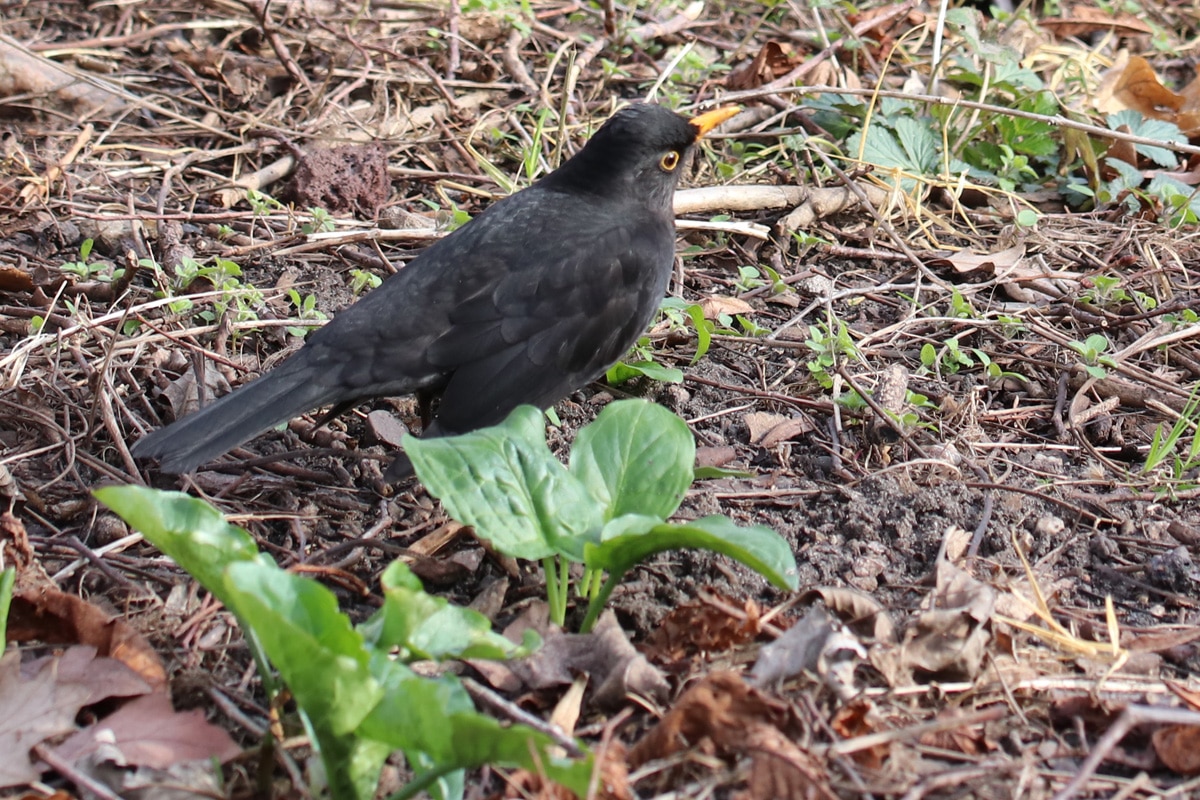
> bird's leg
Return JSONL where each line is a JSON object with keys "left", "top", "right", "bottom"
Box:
{"left": 416, "top": 389, "right": 437, "bottom": 432}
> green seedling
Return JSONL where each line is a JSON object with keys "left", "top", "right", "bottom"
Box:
{"left": 60, "top": 238, "right": 124, "bottom": 283}
{"left": 1067, "top": 333, "right": 1117, "bottom": 379}
{"left": 246, "top": 188, "right": 283, "bottom": 216}
{"left": 805, "top": 319, "right": 860, "bottom": 389}
{"left": 302, "top": 206, "right": 336, "bottom": 235}
{"left": 0, "top": 566, "right": 12, "bottom": 645}
{"left": 95, "top": 486, "right": 591, "bottom": 800}
{"left": 285, "top": 289, "right": 328, "bottom": 337}
{"left": 920, "top": 337, "right": 975, "bottom": 375}
{"left": 405, "top": 400, "right": 799, "bottom": 633}
{"left": 175, "top": 256, "right": 262, "bottom": 326}
{"left": 349, "top": 269, "right": 383, "bottom": 295}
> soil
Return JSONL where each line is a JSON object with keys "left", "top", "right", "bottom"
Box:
{"left": 1, "top": 1, "right": 1199, "bottom": 798}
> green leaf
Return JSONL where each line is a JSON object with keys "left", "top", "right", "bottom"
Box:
{"left": 361, "top": 657, "right": 593, "bottom": 796}
{"left": 361, "top": 561, "right": 539, "bottom": 660}
{"left": 223, "top": 562, "right": 386, "bottom": 800}
{"left": 894, "top": 117, "right": 939, "bottom": 174}
{"left": 694, "top": 465, "right": 754, "bottom": 479}
{"left": 0, "top": 567, "right": 13, "bottom": 645}
{"left": 606, "top": 360, "right": 683, "bottom": 384}
{"left": 93, "top": 486, "right": 267, "bottom": 609}
{"left": 585, "top": 515, "right": 799, "bottom": 591}
{"left": 224, "top": 562, "right": 381, "bottom": 733}
{"left": 570, "top": 400, "right": 694, "bottom": 521}
{"left": 405, "top": 405, "right": 603, "bottom": 560}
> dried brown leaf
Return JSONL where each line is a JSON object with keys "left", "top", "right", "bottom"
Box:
{"left": 1153, "top": 725, "right": 1200, "bottom": 775}
{"left": 643, "top": 593, "right": 762, "bottom": 662}
{"left": 51, "top": 692, "right": 240, "bottom": 770}
{"left": 0, "top": 649, "right": 91, "bottom": 789}
{"left": 8, "top": 588, "right": 167, "bottom": 691}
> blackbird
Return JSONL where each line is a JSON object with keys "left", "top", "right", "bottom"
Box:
{"left": 132, "top": 103, "right": 739, "bottom": 479}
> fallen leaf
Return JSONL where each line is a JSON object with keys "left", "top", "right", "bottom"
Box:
{"left": 1153, "top": 725, "right": 1200, "bottom": 775}
{"left": 900, "top": 558, "right": 995, "bottom": 681}
{"left": 499, "top": 608, "right": 668, "bottom": 708}
{"left": 628, "top": 672, "right": 837, "bottom": 799}
{"left": 929, "top": 244, "right": 1027, "bottom": 275}
{"left": 643, "top": 593, "right": 762, "bottom": 663}
{"left": 0, "top": 266, "right": 33, "bottom": 292}
{"left": 8, "top": 589, "right": 167, "bottom": 690}
{"left": 0, "top": 649, "right": 92, "bottom": 789}
{"left": 699, "top": 295, "right": 754, "bottom": 320}
{"left": 21, "top": 646, "right": 151, "bottom": 706}
{"left": 1041, "top": 5, "right": 1151, "bottom": 39}
{"left": 744, "top": 412, "right": 814, "bottom": 448}
{"left": 51, "top": 692, "right": 241, "bottom": 770}
{"left": 727, "top": 41, "right": 803, "bottom": 91}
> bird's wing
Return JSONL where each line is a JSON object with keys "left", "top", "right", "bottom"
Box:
{"left": 255, "top": 189, "right": 671, "bottom": 435}
{"left": 424, "top": 213, "right": 674, "bottom": 433}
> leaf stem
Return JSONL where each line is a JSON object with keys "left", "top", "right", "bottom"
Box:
{"left": 579, "top": 570, "right": 625, "bottom": 634}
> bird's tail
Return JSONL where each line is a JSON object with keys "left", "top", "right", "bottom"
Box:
{"left": 131, "top": 359, "right": 340, "bottom": 474}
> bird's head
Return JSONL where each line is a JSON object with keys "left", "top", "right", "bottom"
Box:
{"left": 542, "top": 103, "right": 739, "bottom": 210}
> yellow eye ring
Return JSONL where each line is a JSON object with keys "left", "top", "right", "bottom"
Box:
{"left": 659, "top": 151, "right": 681, "bottom": 171}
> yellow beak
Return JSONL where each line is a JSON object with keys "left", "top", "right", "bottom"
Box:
{"left": 689, "top": 106, "right": 741, "bottom": 138}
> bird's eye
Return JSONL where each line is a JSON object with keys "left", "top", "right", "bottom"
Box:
{"left": 659, "top": 151, "right": 681, "bottom": 171}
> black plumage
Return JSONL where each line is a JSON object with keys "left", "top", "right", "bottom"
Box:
{"left": 131, "top": 103, "right": 736, "bottom": 478}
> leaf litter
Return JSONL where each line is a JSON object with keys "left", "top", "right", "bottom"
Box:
{"left": 1, "top": 0, "right": 1199, "bottom": 797}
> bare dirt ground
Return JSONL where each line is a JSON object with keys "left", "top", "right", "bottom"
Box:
{"left": 2, "top": 0, "right": 1200, "bottom": 798}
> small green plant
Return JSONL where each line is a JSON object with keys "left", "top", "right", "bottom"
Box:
{"left": 606, "top": 297, "right": 712, "bottom": 384}
{"left": 349, "top": 268, "right": 383, "bottom": 295}
{"left": 1067, "top": 333, "right": 1116, "bottom": 378}
{"left": 1081, "top": 274, "right": 1130, "bottom": 308}
{"left": 405, "top": 401, "right": 798, "bottom": 633}
{"left": 95, "top": 486, "right": 592, "bottom": 800}
{"left": 1164, "top": 307, "right": 1199, "bottom": 329}
{"left": 175, "top": 256, "right": 263, "bottom": 326}
{"left": 948, "top": 288, "right": 977, "bottom": 319}
{"left": 920, "top": 337, "right": 976, "bottom": 375}
{"left": 805, "top": 319, "right": 860, "bottom": 389}
{"left": 734, "top": 265, "right": 766, "bottom": 292}
{"left": 60, "top": 238, "right": 124, "bottom": 282}
{"left": 285, "top": 289, "right": 328, "bottom": 336}
{"left": 1141, "top": 387, "right": 1200, "bottom": 484}
{"left": 301, "top": 206, "right": 336, "bottom": 235}
{"left": 246, "top": 188, "right": 283, "bottom": 216}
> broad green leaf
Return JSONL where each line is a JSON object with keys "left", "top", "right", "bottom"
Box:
{"left": 586, "top": 515, "right": 799, "bottom": 591}
{"left": 94, "top": 486, "right": 267, "bottom": 608}
{"left": 0, "top": 567, "right": 13, "bottom": 645}
{"left": 223, "top": 562, "right": 386, "bottom": 800}
{"left": 359, "top": 657, "right": 593, "bottom": 796}
{"left": 406, "top": 405, "right": 602, "bottom": 560}
{"left": 361, "top": 561, "right": 539, "bottom": 660}
{"left": 570, "top": 400, "right": 693, "bottom": 521}
{"left": 224, "top": 562, "right": 382, "bottom": 734}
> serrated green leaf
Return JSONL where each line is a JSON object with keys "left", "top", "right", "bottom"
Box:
{"left": 894, "top": 116, "right": 939, "bottom": 173}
